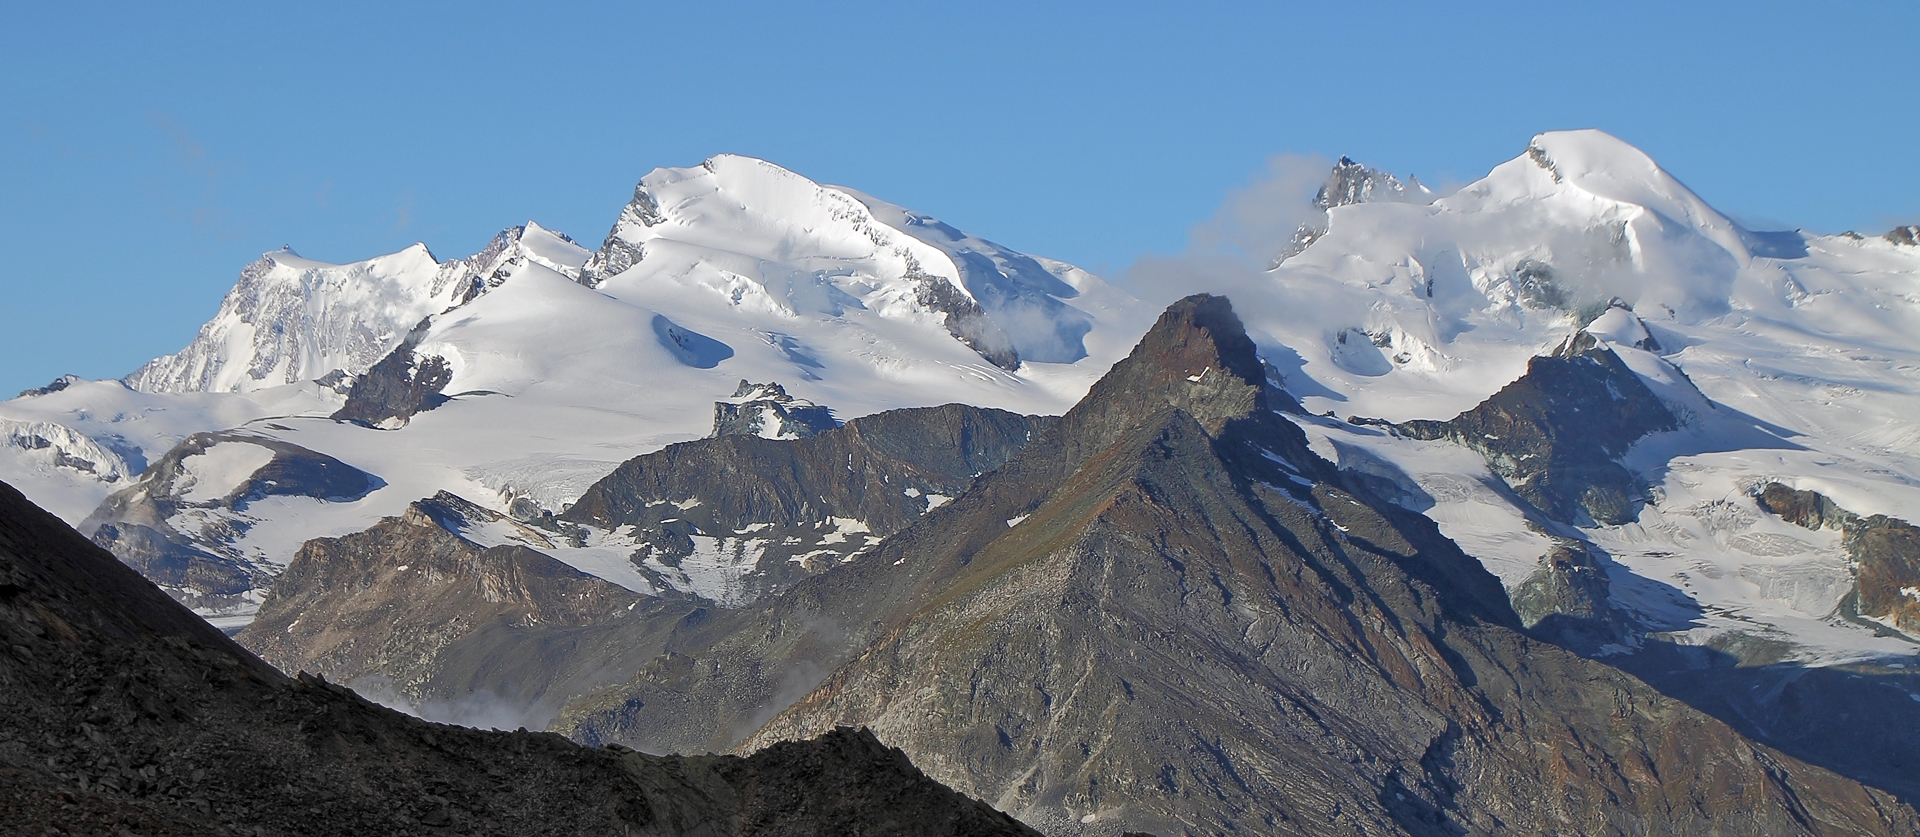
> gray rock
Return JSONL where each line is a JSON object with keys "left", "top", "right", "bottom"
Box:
{"left": 81, "top": 431, "right": 377, "bottom": 606}
{"left": 331, "top": 318, "right": 453, "bottom": 428}
{"left": 14, "top": 374, "right": 80, "bottom": 399}
{"left": 711, "top": 381, "right": 836, "bottom": 439}
{"left": 1271, "top": 157, "right": 1430, "bottom": 267}
{"left": 1396, "top": 331, "right": 1677, "bottom": 526}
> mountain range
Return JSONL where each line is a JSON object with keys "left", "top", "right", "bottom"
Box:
{"left": 5, "top": 129, "right": 1920, "bottom": 835}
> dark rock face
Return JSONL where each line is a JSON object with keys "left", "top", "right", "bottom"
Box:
{"left": 914, "top": 271, "right": 1022, "bottom": 371}
{"left": 1757, "top": 482, "right": 1920, "bottom": 635}
{"left": 1886, "top": 225, "right": 1920, "bottom": 247}
{"left": 331, "top": 319, "right": 453, "bottom": 428}
{"left": 15, "top": 373, "right": 81, "bottom": 399}
{"left": 580, "top": 184, "right": 663, "bottom": 287}
{"left": 1398, "top": 331, "right": 1677, "bottom": 525}
{"left": 564, "top": 403, "right": 1052, "bottom": 597}
{"left": 237, "top": 493, "right": 651, "bottom": 729}
{"left": 1757, "top": 483, "right": 1855, "bottom": 532}
{"left": 0, "top": 478, "right": 1041, "bottom": 836}
{"left": 90, "top": 521, "right": 253, "bottom": 599}
{"left": 1509, "top": 540, "right": 1637, "bottom": 652}
{"left": 1615, "top": 644, "right": 1920, "bottom": 810}
{"left": 1849, "top": 520, "right": 1920, "bottom": 633}
{"left": 712, "top": 381, "right": 837, "bottom": 439}
{"left": 81, "top": 432, "right": 377, "bottom": 607}
{"left": 557, "top": 295, "right": 1911, "bottom": 835}
{"left": 225, "top": 405, "right": 1054, "bottom": 728}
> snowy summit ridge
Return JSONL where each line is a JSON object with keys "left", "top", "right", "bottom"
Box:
{"left": 576, "top": 153, "right": 1102, "bottom": 370}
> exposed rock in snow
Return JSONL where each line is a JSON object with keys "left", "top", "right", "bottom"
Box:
{"left": 80, "top": 432, "right": 377, "bottom": 621}
{"left": 1271, "top": 155, "right": 1433, "bottom": 266}
{"left": 330, "top": 319, "right": 453, "bottom": 429}
{"left": 15, "top": 374, "right": 82, "bottom": 399}
{"left": 1, "top": 418, "right": 139, "bottom": 485}
{"left": 711, "top": 380, "right": 835, "bottom": 439}
{"left": 1396, "top": 331, "right": 1678, "bottom": 526}
{"left": 1758, "top": 482, "right": 1920, "bottom": 637}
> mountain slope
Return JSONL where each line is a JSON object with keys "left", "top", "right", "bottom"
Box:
{"left": 560, "top": 296, "right": 1917, "bottom": 836}
{"left": 0, "top": 476, "right": 1040, "bottom": 836}
{"left": 230, "top": 405, "right": 1054, "bottom": 725}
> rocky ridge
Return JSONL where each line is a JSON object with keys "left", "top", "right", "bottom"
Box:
{"left": 563, "top": 403, "right": 1052, "bottom": 599}
{"left": 236, "top": 492, "right": 657, "bottom": 730}
{"left": 1396, "top": 330, "right": 1678, "bottom": 526}
{"left": 1272, "top": 156, "right": 1431, "bottom": 266}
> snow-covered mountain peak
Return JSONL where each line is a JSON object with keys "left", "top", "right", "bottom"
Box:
{"left": 1491, "top": 129, "right": 1750, "bottom": 265}
{"left": 450, "top": 221, "right": 590, "bottom": 292}
{"left": 124, "top": 223, "right": 593, "bottom": 396}
{"left": 577, "top": 153, "right": 1115, "bottom": 368}
{"left": 1244, "top": 130, "right": 1900, "bottom": 424}
{"left": 126, "top": 245, "right": 460, "bottom": 394}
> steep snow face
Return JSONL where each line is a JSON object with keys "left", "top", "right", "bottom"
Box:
{"left": 124, "top": 245, "right": 460, "bottom": 394}
{"left": 124, "top": 225, "right": 593, "bottom": 395}
{"left": 844, "top": 189, "right": 1094, "bottom": 363}
{"left": 579, "top": 154, "right": 1116, "bottom": 367}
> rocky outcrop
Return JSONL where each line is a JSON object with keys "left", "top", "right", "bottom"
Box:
{"left": 914, "top": 272, "right": 1022, "bottom": 371}
{"left": 81, "top": 432, "right": 376, "bottom": 610}
{"left": 1397, "top": 331, "right": 1677, "bottom": 525}
{"left": 711, "top": 381, "right": 836, "bottom": 439}
{"left": 579, "top": 183, "right": 663, "bottom": 287}
{"left": 1758, "top": 482, "right": 1857, "bottom": 532}
{"left": 1509, "top": 540, "right": 1638, "bottom": 653}
{"left": 1886, "top": 225, "right": 1920, "bottom": 247}
{"left": 14, "top": 374, "right": 81, "bottom": 399}
{"left": 0, "top": 478, "right": 1039, "bottom": 836}
{"left": 557, "top": 295, "right": 1913, "bottom": 836}
{"left": 1757, "top": 482, "right": 1920, "bottom": 635}
{"left": 330, "top": 319, "right": 453, "bottom": 428}
{"left": 564, "top": 403, "right": 1052, "bottom": 596}
{"left": 1271, "top": 156, "right": 1430, "bottom": 266}
{"left": 236, "top": 493, "right": 649, "bottom": 728}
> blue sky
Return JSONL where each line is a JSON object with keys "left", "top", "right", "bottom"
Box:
{"left": 3, "top": 1, "right": 1916, "bottom": 396}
